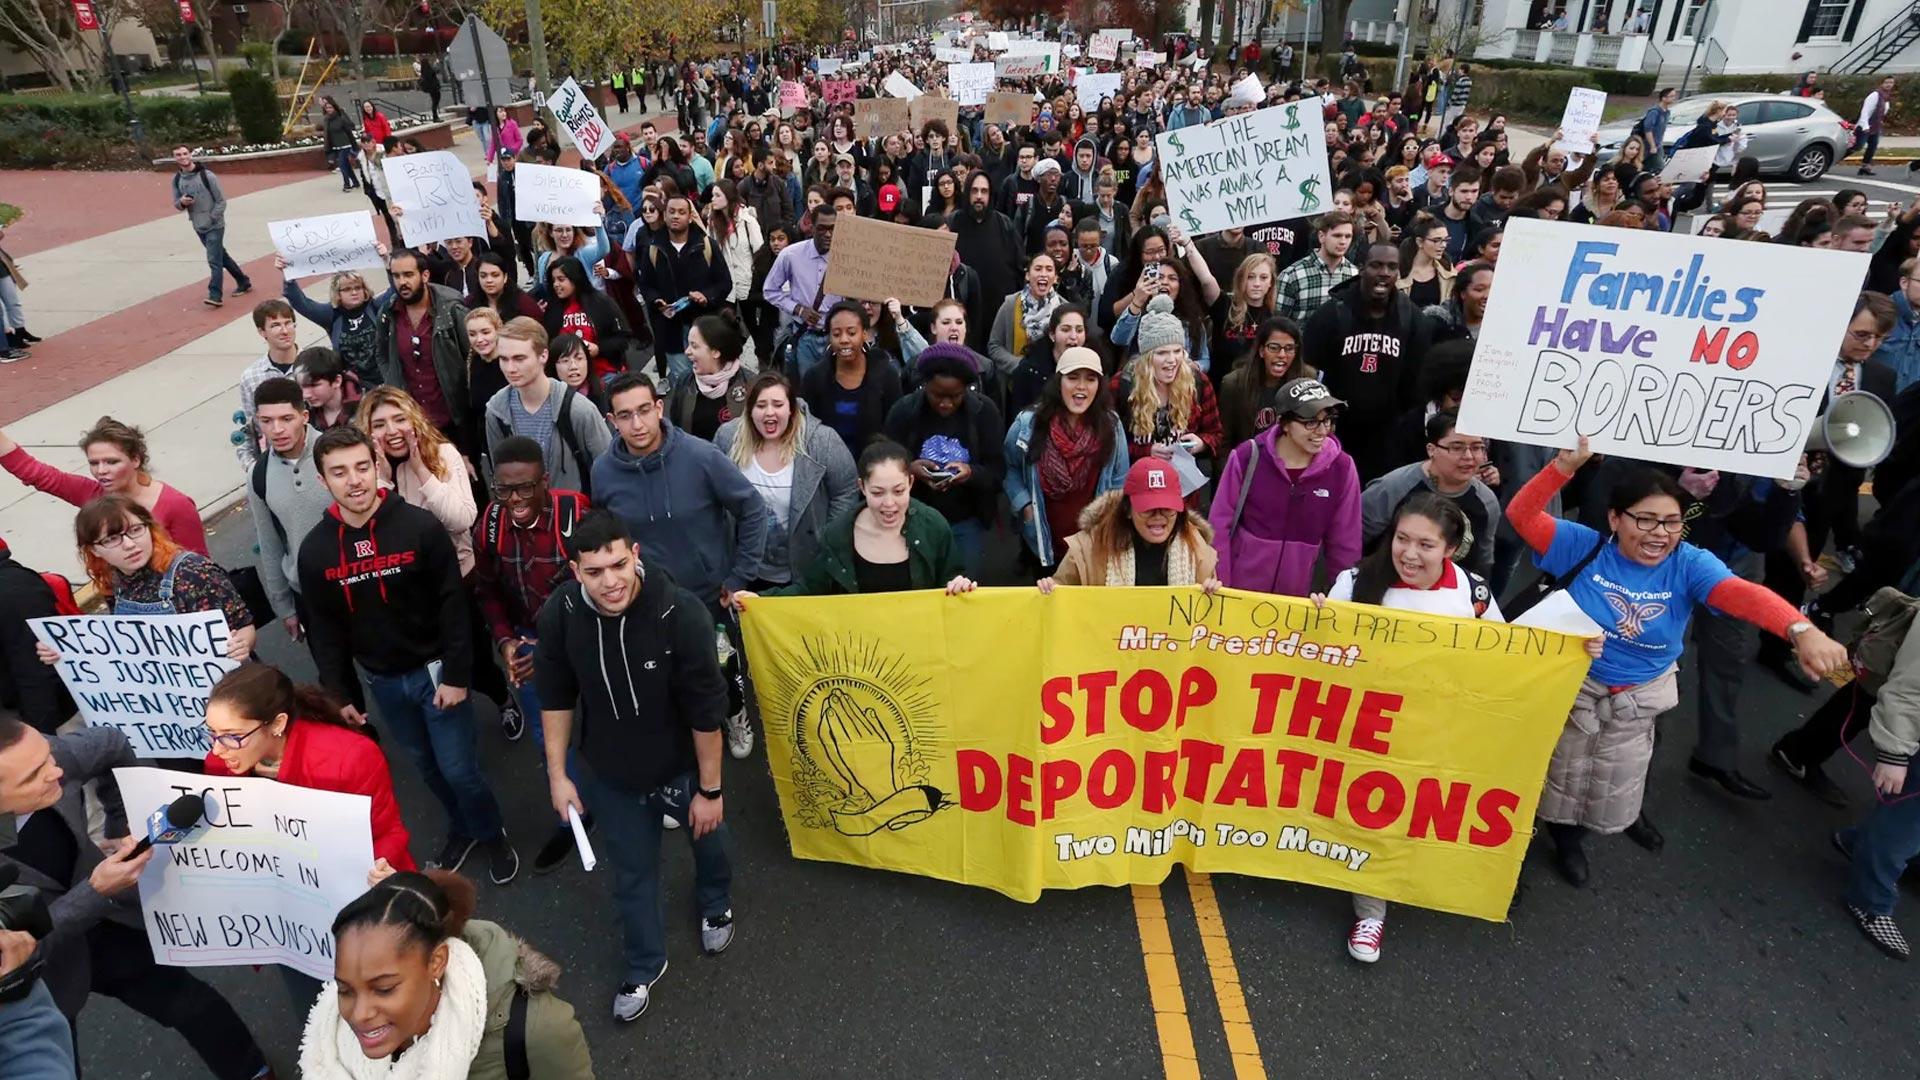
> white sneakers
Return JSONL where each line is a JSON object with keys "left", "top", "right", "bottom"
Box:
{"left": 1347, "top": 918, "right": 1385, "bottom": 963}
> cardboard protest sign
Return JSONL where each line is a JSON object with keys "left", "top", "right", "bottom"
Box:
{"left": 779, "top": 80, "right": 808, "bottom": 111}
{"left": 1155, "top": 102, "right": 1333, "bottom": 236}
{"left": 512, "top": 162, "right": 602, "bottom": 226}
{"left": 1456, "top": 219, "right": 1868, "bottom": 479}
{"left": 884, "top": 71, "right": 923, "bottom": 100}
{"left": 823, "top": 79, "right": 858, "bottom": 105}
{"left": 854, "top": 96, "right": 910, "bottom": 138}
{"left": 29, "top": 612, "right": 238, "bottom": 757}
{"left": 1658, "top": 145, "right": 1718, "bottom": 185}
{"left": 547, "top": 76, "right": 615, "bottom": 160}
{"left": 948, "top": 61, "right": 996, "bottom": 106}
{"left": 267, "top": 211, "right": 384, "bottom": 278}
{"left": 1088, "top": 34, "right": 1118, "bottom": 61}
{"left": 987, "top": 91, "right": 1034, "bottom": 128}
{"left": 1555, "top": 87, "right": 1607, "bottom": 155}
{"left": 382, "top": 151, "right": 488, "bottom": 247}
{"left": 741, "top": 587, "right": 1591, "bottom": 919}
{"left": 1075, "top": 71, "right": 1123, "bottom": 111}
{"left": 118, "top": 766, "right": 376, "bottom": 980}
{"left": 822, "top": 214, "right": 956, "bottom": 306}
{"left": 910, "top": 95, "right": 960, "bottom": 135}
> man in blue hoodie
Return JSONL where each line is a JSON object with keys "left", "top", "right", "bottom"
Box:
{"left": 1875, "top": 256, "right": 1920, "bottom": 393}
{"left": 593, "top": 373, "right": 767, "bottom": 756}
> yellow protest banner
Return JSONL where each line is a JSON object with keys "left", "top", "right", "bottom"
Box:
{"left": 741, "top": 587, "right": 1591, "bottom": 921}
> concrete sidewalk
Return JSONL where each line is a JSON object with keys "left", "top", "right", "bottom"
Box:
{"left": 0, "top": 108, "right": 675, "bottom": 579}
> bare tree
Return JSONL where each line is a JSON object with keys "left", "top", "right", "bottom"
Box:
{"left": 0, "top": 0, "right": 94, "bottom": 90}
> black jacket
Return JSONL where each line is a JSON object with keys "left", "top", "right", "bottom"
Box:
{"left": 950, "top": 208, "right": 1024, "bottom": 331}
{"left": 0, "top": 548, "right": 72, "bottom": 733}
{"left": 297, "top": 493, "right": 472, "bottom": 697}
{"left": 801, "top": 354, "right": 904, "bottom": 456}
{"left": 1305, "top": 276, "right": 1434, "bottom": 482}
{"left": 633, "top": 225, "right": 733, "bottom": 355}
{"left": 883, "top": 388, "right": 1007, "bottom": 525}
{"left": 533, "top": 568, "right": 724, "bottom": 794}
{"left": 739, "top": 170, "right": 795, "bottom": 235}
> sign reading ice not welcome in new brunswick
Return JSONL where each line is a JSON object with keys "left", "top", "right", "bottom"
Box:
{"left": 740, "top": 588, "right": 1591, "bottom": 920}
{"left": 1457, "top": 219, "right": 1868, "bottom": 480}
{"left": 1154, "top": 102, "right": 1331, "bottom": 237}
{"left": 29, "top": 612, "right": 238, "bottom": 757}
{"left": 116, "top": 767, "right": 375, "bottom": 980}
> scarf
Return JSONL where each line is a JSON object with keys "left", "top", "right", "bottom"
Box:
{"left": 1103, "top": 533, "right": 1197, "bottom": 587}
{"left": 695, "top": 360, "right": 742, "bottom": 399}
{"left": 1038, "top": 416, "right": 1104, "bottom": 499}
{"left": 1015, "top": 289, "right": 1062, "bottom": 358}
{"left": 299, "top": 937, "right": 489, "bottom": 1080}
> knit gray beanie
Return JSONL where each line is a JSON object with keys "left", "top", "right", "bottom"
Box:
{"left": 1136, "top": 293, "right": 1185, "bottom": 355}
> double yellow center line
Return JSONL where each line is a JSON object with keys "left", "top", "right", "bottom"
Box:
{"left": 1131, "top": 870, "right": 1268, "bottom": 1080}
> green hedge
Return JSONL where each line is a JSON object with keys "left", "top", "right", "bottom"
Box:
{"left": 0, "top": 92, "right": 231, "bottom": 167}
{"left": 1322, "top": 57, "right": 1652, "bottom": 123}
{"left": 226, "top": 69, "right": 279, "bottom": 143}
{"left": 1700, "top": 72, "right": 1920, "bottom": 134}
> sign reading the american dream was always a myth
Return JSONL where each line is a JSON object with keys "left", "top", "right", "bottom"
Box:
{"left": 741, "top": 588, "right": 1590, "bottom": 920}
{"left": 117, "top": 767, "right": 375, "bottom": 980}
{"left": 1457, "top": 219, "right": 1868, "bottom": 480}
{"left": 29, "top": 612, "right": 238, "bottom": 757}
{"left": 1155, "top": 102, "right": 1332, "bottom": 236}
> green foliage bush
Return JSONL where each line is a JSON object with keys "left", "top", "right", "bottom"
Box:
{"left": 239, "top": 41, "right": 276, "bottom": 74}
{"left": 1700, "top": 72, "right": 1920, "bottom": 134}
{"left": 1319, "top": 57, "right": 1652, "bottom": 123}
{"left": 0, "top": 92, "right": 231, "bottom": 167}
{"left": 226, "top": 68, "right": 280, "bottom": 143}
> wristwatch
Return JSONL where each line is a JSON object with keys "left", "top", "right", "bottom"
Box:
{"left": 697, "top": 785, "right": 724, "bottom": 800}
{"left": 1786, "top": 620, "right": 1815, "bottom": 640}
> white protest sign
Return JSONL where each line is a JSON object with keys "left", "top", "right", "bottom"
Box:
{"left": 116, "top": 766, "right": 375, "bottom": 981}
{"left": 986, "top": 30, "right": 1009, "bottom": 50}
{"left": 1138, "top": 49, "right": 1166, "bottom": 67}
{"left": 949, "top": 61, "right": 996, "bottom": 105}
{"left": 1075, "top": 71, "right": 1124, "bottom": 111}
{"left": 885, "top": 71, "right": 923, "bottom": 100}
{"left": 1555, "top": 87, "right": 1607, "bottom": 155}
{"left": 1155, "top": 102, "right": 1333, "bottom": 236}
{"left": 548, "top": 76, "right": 615, "bottom": 160}
{"left": 266, "top": 211, "right": 384, "bottom": 279}
{"left": 935, "top": 47, "right": 972, "bottom": 63}
{"left": 28, "top": 612, "right": 237, "bottom": 757}
{"left": 1658, "top": 145, "right": 1719, "bottom": 185}
{"left": 996, "top": 50, "right": 1061, "bottom": 78}
{"left": 382, "top": 151, "right": 487, "bottom": 247}
{"left": 1457, "top": 219, "right": 1869, "bottom": 480}
{"left": 817, "top": 57, "right": 843, "bottom": 76}
{"left": 513, "top": 162, "right": 602, "bottom": 225}
{"left": 1232, "top": 72, "right": 1264, "bottom": 104}
{"left": 1088, "top": 34, "right": 1118, "bottom": 61}
{"left": 1098, "top": 27, "right": 1133, "bottom": 41}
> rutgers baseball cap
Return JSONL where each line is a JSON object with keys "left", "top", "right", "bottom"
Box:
{"left": 1124, "top": 457, "right": 1185, "bottom": 514}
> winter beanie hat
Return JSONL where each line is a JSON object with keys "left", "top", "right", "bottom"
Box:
{"left": 1136, "top": 293, "right": 1186, "bottom": 355}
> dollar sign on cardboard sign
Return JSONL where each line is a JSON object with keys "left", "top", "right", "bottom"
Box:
{"left": 1181, "top": 207, "right": 1201, "bottom": 232}
{"left": 1283, "top": 105, "right": 1301, "bottom": 132}
{"left": 1167, "top": 133, "right": 1186, "bottom": 157}
{"left": 1297, "top": 176, "right": 1322, "bottom": 212}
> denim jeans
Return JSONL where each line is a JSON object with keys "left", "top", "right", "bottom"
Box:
{"left": 665, "top": 350, "right": 692, "bottom": 391}
{"left": 195, "top": 225, "right": 249, "bottom": 301}
{"left": 1841, "top": 767, "right": 1920, "bottom": 916}
{"left": 949, "top": 517, "right": 985, "bottom": 580}
{"left": 0, "top": 982, "right": 75, "bottom": 1080}
{"left": 580, "top": 761, "right": 731, "bottom": 985}
{"left": 475, "top": 121, "right": 495, "bottom": 161}
{"left": 363, "top": 664, "right": 504, "bottom": 842}
{"left": 793, "top": 328, "right": 829, "bottom": 379}
{"left": 515, "top": 630, "right": 580, "bottom": 789}
{"left": 0, "top": 276, "right": 25, "bottom": 331}
{"left": 333, "top": 145, "right": 357, "bottom": 186}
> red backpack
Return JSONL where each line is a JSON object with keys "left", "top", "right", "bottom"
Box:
{"left": 40, "top": 572, "right": 82, "bottom": 615}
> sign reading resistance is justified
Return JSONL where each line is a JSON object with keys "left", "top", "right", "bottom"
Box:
{"left": 741, "top": 588, "right": 1591, "bottom": 921}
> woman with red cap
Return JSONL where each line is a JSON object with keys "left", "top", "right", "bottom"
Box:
{"left": 1039, "top": 456, "right": 1220, "bottom": 590}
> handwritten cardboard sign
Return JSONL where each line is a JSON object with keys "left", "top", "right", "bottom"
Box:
{"left": 986, "top": 91, "right": 1033, "bottom": 129}
{"left": 1088, "top": 34, "right": 1118, "bottom": 61}
{"left": 779, "top": 80, "right": 809, "bottom": 111}
{"left": 823, "top": 79, "right": 858, "bottom": 105}
{"left": 948, "top": 61, "right": 996, "bottom": 106}
{"left": 1154, "top": 102, "right": 1332, "bottom": 236}
{"left": 117, "top": 766, "right": 375, "bottom": 981}
{"left": 382, "top": 151, "right": 487, "bottom": 247}
{"left": 1075, "top": 71, "right": 1123, "bottom": 111}
{"left": 1456, "top": 219, "right": 1869, "bottom": 479}
{"left": 512, "top": 162, "right": 602, "bottom": 226}
{"left": 549, "top": 76, "right": 615, "bottom": 160}
{"left": 854, "top": 96, "right": 910, "bottom": 139}
{"left": 823, "top": 214, "right": 957, "bottom": 307}
{"left": 267, "top": 211, "right": 384, "bottom": 278}
{"left": 910, "top": 95, "right": 960, "bottom": 135}
{"left": 995, "top": 47, "right": 1060, "bottom": 79}
{"left": 1555, "top": 87, "right": 1607, "bottom": 155}
{"left": 1658, "top": 145, "right": 1718, "bottom": 185}
{"left": 29, "top": 612, "right": 237, "bottom": 757}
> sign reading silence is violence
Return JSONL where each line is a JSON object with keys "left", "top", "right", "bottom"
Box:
{"left": 741, "top": 587, "right": 1591, "bottom": 921}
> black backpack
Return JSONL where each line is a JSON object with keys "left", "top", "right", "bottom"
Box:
{"left": 1505, "top": 534, "right": 1607, "bottom": 619}
{"left": 489, "top": 386, "right": 596, "bottom": 499}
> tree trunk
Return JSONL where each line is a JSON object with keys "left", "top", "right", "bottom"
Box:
{"left": 1217, "top": 0, "right": 1237, "bottom": 53}
{"left": 1198, "top": 0, "right": 1215, "bottom": 47}
{"left": 1320, "top": 0, "right": 1354, "bottom": 68}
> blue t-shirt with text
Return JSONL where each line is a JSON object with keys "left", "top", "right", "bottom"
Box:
{"left": 1535, "top": 519, "right": 1732, "bottom": 687}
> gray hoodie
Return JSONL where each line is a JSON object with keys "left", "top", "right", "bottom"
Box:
{"left": 170, "top": 164, "right": 227, "bottom": 231}
{"left": 712, "top": 402, "right": 860, "bottom": 584}
{"left": 482, "top": 377, "right": 613, "bottom": 494}
{"left": 591, "top": 418, "right": 769, "bottom": 601}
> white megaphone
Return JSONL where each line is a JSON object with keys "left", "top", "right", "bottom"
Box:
{"left": 1807, "top": 391, "right": 1896, "bottom": 469}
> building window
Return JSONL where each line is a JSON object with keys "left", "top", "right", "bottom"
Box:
{"left": 1679, "top": 0, "right": 1710, "bottom": 36}
{"left": 1807, "top": 0, "right": 1852, "bottom": 36}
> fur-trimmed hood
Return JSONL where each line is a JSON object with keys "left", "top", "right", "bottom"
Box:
{"left": 1075, "top": 489, "right": 1216, "bottom": 543}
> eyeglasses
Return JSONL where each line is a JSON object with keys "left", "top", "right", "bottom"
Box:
{"left": 90, "top": 521, "right": 149, "bottom": 552}
{"left": 1625, "top": 512, "right": 1686, "bottom": 534}
{"left": 1434, "top": 441, "right": 1488, "bottom": 457}
{"left": 1260, "top": 341, "right": 1299, "bottom": 355}
{"left": 491, "top": 480, "right": 542, "bottom": 498}
{"left": 1848, "top": 329, "right": 1888, "bottom": 345}
{"left": 611, "top": 404, "right": 657, "bottom": 424}
{"left": 1293, "top": 414, "right": 1338, "bottom": 431}
{"left": 207, "top": 722, "right": 267, "bottom": 751}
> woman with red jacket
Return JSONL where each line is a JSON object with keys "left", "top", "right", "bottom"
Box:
{"left": 359, "top": 100, "right": 392, "bottom": 145}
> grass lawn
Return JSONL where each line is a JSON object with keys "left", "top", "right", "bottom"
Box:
{"left": 0, "top": 203, "right": 21, "bottom": 227}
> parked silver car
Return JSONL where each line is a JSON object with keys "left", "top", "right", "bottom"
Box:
{"left": 1593, "top": 92, "right": 1848, "bottom": 181}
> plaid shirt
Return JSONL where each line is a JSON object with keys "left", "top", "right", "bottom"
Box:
{"left": 470, "top": 490, "right": 589, "bottom": 645}
{"left": 1275, "top": 252, "right": 1358, "bottom": 325}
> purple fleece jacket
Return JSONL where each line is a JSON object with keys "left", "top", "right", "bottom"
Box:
{"left": 1207, "top": 430, "right": 1363, "bottom": 596}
